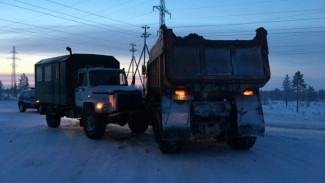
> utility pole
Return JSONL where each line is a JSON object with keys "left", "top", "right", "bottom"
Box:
{"left": 138, "top": 25, "right": 150, "bottom": 86}
{"left": 126, "top": 43, "right": 138, "bottom": 85}
{"left": 7, "top": 46, "right": 20, "bottom": 97}
{"left": 153, "top": 0, "right": 171, "bottom": 35}
{"left": 127, "top": 26, "right": 151, "bottom": 89}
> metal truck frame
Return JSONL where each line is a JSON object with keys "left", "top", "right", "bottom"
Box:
{"left": 145, "top": 27, "right": 270, "bottom": 153}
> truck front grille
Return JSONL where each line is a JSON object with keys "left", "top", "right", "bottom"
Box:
{"left": 115, "top": 92, "right": 142, "bottom": 112}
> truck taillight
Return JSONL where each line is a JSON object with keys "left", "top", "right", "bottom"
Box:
{"left": 175, "top": 90, "right": 186, "bottom": 96}
{"left": 174, "top": 90, "right": 192, "bottom": 100}
{"left": 243, "top": 90, "right": 254, "bottom": 96}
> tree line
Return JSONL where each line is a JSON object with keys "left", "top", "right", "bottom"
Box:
{"left": 0, "top": 73, "right": 29, "bottom": 100}
{"left": 261, "top": 71, "right": 325, "bottom": 112}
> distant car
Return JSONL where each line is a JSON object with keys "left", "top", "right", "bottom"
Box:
{"left": 18, "top": 88, "right": 40, "bottom": 112}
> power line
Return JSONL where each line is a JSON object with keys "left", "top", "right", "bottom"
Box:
{"left": 271, "top": 50, "right": 325, "bottom": 55}
{"left": 0, "top": 17, "right": 128, "bottom": 46}
{"left": 173, "top": 8, "right": 325, "bottom": 20}
{"left": 169, "top": 0, "right": 294, "bottom": 11}
{"left": 44, "top": 0, "right": 140, "bottom": 28}
{"left": 0, "top": 24, "right": 134, "bottom": 56}
{"left": 1, "top": 1, "right": 139, "bottom": 36}
{"left": 171, "top": 17, "right": 325, "bottom": 29}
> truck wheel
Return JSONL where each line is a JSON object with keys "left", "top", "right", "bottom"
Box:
{"left": 82, "top": 107, "right": 106, "bottom": 139}
{"left": 225, "top": 106, "right": 256, "bottom": 150}
{"left": 226, "top": 135, "right": 256, "bottom": 150}
{"left": 128, "top": 112, "right": 149, "bottom": 134}
{"left": 18, "top": 103, "right": 26, "bottom": 112}
{"left": 46, "top": 106, "right": 61, "bottom": 128}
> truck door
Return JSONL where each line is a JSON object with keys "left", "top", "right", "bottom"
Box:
{"left": 75, "top": 72, "right": 88, "bottom": 108}
{"left": 53, "top": 63, "right": 60, "bottom": 104}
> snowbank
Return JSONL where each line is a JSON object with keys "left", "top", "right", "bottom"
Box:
{"left": 263, "top": 100, "right": 325, "bottom": 130}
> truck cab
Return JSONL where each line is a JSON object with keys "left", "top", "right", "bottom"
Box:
{"left": 75, "top": 67, "right": 129, "bottom": 111}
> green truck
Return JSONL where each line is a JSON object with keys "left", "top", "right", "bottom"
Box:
{"left": 35, "top": 52, "right": 148, "bottom": 139}
{"left": 145, "top": 27, "right": 270, "bottom": 153}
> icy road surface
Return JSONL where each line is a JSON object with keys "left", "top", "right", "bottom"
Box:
{"left": 0, "top": 101, "right": 324, "bottom": 183}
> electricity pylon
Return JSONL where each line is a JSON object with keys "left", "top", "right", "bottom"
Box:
{"left": 153, "top": 0, "right": 171, "bottom": 35}
{"left": 7, "top": 46, "right": 20, "bottom": 96}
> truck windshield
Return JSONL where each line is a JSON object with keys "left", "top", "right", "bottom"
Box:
{"left": 89, "top": 70, "right": 127, "bottom": 86}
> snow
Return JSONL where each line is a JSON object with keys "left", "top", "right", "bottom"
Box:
{"left": 263, "top": 100, "right": 325, "bottom": 130}
{"left": 0, "top": 100, "right": 325, "bottom": 183}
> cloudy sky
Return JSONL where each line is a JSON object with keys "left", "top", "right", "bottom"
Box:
{"left": 0, "top": 0, "right": 324, "bottom": 89}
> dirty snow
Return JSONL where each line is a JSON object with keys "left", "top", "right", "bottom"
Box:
{"left": 0, "top": 100, "right": 324, "bottom": 183}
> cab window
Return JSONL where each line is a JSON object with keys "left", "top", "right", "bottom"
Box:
{"left": 78, "top": 73, "right": 87, "bottom": 87}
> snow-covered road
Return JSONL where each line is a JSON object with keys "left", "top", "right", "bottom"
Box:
{"left": 0, "top": 101, "right": 324, "bottom": 183}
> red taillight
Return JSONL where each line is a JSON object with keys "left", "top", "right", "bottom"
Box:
{"left": 243, "top": 90, "right": 254, "bottom": 96}
{"left": 175, "top": 90, "right": 186, "bottom": 96}
{"left": 174, "top": 90, "right": 192, "bottom": 100}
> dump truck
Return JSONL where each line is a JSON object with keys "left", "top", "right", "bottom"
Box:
{"left": 145, "top": 27, "right": 270, "bottom": 153}
{"left": 35, "top": 52, "right": 148, "bottom": 139}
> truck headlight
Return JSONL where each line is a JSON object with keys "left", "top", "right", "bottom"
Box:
{"left": 96, "top": 102, "right": 108, "bottom": 112}
{"left": 96, "top": 102, "right": 103, "bottom": 109}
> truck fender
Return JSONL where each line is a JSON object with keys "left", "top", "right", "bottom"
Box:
{"left": 235, "top": 94, "right": 265, "bottom": 137}
{"left": 160, "top": 96, "right": 191, "bottom": 141}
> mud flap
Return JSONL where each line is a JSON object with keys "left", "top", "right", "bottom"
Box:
{"left": 235, "top": 94, "right": 265, "bottom": 137}
{"left": 161, "top": 96, "right": 191, "bottom": 141}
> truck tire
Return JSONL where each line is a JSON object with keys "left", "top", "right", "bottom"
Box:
{"left": 226, "top": 136, "right": 256, "bottom": 150}
{"left": 224, "top": 105, "right": 256, "bottom": 150}
{"left": 82, "top": 106, "right": 106, "bottom": 139}
{"left": 46, "top": 106, "right": 61, "bottom": 128}
{"left": 128, "top": 112, "right": 149, "bottom": 134}
{"left": 153, "top": 110, "right": 183, "bottom": 153}
{"left": 18, "top": 103, "right": 26, "bottom": 112}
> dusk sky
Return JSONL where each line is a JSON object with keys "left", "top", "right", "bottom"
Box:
{"left": 0, "top": 0, "right": 324, "bottom": 90}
